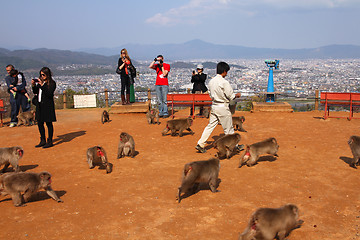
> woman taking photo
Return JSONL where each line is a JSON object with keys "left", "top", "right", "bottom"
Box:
{"left": 117, "top": 48, "right": 135, "bottom": 105}
{"left": 32, "top": 67, "right": 56, "bottom": 148}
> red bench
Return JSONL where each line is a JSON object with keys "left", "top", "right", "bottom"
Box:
{"left": 320, "top": 92, "right": 360, "bottom": 120}
{"left": 167, "top": 93, "right": 212, "bottom": 118}
{"left": 0, "top": 99, "right": 6, "bottom": 127}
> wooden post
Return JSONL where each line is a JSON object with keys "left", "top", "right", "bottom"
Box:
{"left": 104, "top": 89, "right": 109, "bottom": 108}
{"left": 147, "top": 88, "right": 151, "bottom": 101}
{"left": 63, "top": 91, "right": 67, "bottom": 109}
{"left": 315, "top": 89, "right": 319, "bottom": 111}
{"left": 187, "top": 88, "right": 191, "bottom": 94}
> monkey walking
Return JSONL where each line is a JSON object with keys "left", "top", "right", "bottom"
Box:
{"left": 177, "top": 158, "right": 220, "bottom": 203}
{"left": 232, "top": 116, "right": 247, "bottom": 132}
{"left": 0, "top": 171, "right": 63, "bottom": 207}
{"left": 117, "top": 132, "right": 136, "bottom": 158}
{"left": 146, "top": 108, "right": 160, "bottom": 124}
{"left": 213, "top": 133, "right": 241, "bottom": 159}
{"left": 0, "top": 146, "right": 23, "bottom": 173}
{"left": 17, "top": 110, "right": 36, "bottom": 126}
{"left": 101, "top": 110, "right": 110, "bottom": 124}
{"left": 239, "top": 138, "right": 279, "bottom": 168}
{"left": 348, "top": 135, "right": 360, "bottom": 168}
{"left": 238, "top": 204, "right": 303, "bottom": 240}
{"left": 87, "top": 146, "right": 112, "bottom": 174}
{"left": 162, "top": 118, "right": 195, "bottom": 137}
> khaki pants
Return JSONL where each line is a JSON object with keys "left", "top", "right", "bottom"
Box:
{"left": 197, "top": 104, "right": 234, "bottom": 148}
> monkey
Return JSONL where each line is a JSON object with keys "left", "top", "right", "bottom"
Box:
{"left": 86, "top": 146, "right": 112, "bottom": 173}
{"left": 177, "top": 158, "right": 220, "bottom": 203}
{"left": 146, "top": 108, "right": 160, "bottom": 124}
{"left": 232, "top": 116, "right": 247, "bottom": 132}
{"left": 238, "top": 204, "right": 303, "bottom": 240}
{"left": 239, "top": 138, "right": 279, "bottom": 168}
{"left": 162, "top": 117, "right": 194, "bottom": 137}
{"left": 117, "top": 132, "right": 135, "bottom": 158}
{"left": 0, "top": 171, "right": 63, "bottom": 207}
{"left": 101, "top": 110, "right": 110, "bottom": 124}
{"left": 348, "top": 135, "right": 360, "bottom": 168}
{"left": 0, "top": 146, "right": 23, "bottom": 173}
{"left": 213, "top": 133, "right": 241, "bottom": 159}
{"left": 17, "top": 110, "right": 36, "bottom": 126}
{"left": 202, "top": 107, "right": 210, "bottom": 118}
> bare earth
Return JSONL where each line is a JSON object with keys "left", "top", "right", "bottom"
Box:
{"left": 0, "top": 108, "right": 359, "bottom": 240}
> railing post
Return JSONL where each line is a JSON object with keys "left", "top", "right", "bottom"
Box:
{"left": 104, "top": 88, "right": 109, "bottom": 108}
{"left": 315, "top": 89, "right": 319, "bottom": 111}
{"left": 187, "top": 88, "right": 191, "bottom": 94}
{"left": 147, "top": 88, "right": 151, "bottom": 101}
{"left": 63, "top": 91, "right": 67, "bottom": 109}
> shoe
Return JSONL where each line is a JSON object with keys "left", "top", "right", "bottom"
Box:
{"left": 9, "top": 123, "right": 16, "bottom": 128}
{"left": 42, "top": 139, "right": 53, "bottom": 148}
{"left": 35, "top": 139, "right": 46, "bottom": 148}
{"left": 195, "top": 144, "right": 206, "bottom": 153}
{"left": 236, "top": 144, "right": 245, "bottom": 151}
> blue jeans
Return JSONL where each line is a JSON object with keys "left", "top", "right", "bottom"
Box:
{"left": 155, "top": 85, "right": 169, "bottom": 116}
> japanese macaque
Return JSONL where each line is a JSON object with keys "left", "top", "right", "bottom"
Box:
{"left": 0, "top": 146, "right": 23, "bottom": 173}
{"left": 146, "top": 108, "right": 160, "bottom": 124}
{"left": 202, "top": 107, "right": 210, "bottom": 118}
{"left": 238, "top": 204, "right": 303, "bottom": 240}
{"left": 101, "top": 110, "right": 110, "bottom": 124}
{"left": 17, "top": 110, "right": 36, "bottom": 126}
{"left": 232, "top": 116, "right": 247, "bottom": 132}
{"left": 162, "top": 118, "right": 194, "bottom": 137}
{"left": 213, "top": 133, "right": 241, "bottom": 159}
{"left": 177, "top": 158, "right": 220, "bottom": 203}
{"left": 0, "top": 171, "right": 63, "bottom": 207}
{"left": 239, "top": 138, "right": 279, "bottom": 168}
{"left": 348, "top": 135, "right": 360, "bottom": 168}
{"left": 117, "top": 132, "right": 135, "bottom": 158}
{"left": 86, "top": 146, "right": 112, "bottom": 173}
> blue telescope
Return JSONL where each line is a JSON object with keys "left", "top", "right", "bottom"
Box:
{"left": 265, "top": 60, "right": 279, "bottom": 102}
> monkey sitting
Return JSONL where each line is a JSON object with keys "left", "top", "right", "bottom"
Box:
{"left": 17, "top": 110, "right": 36, "bottom": 126}
{"left": 213, "top": 133, "right": 241, "bottom": 159}
{"left": 146, "top": 108, "right": 160, "bottom": 124}
{"left": 87, "top": 146, "right": 112, "bottom": 173}
{"left": 162, "top": 118, "right": 194, "bottom": 137}
{"left": 0, "top": 146, "right": 23, "bottom": 173}
{"left": 101, "top": 110, "right": 110, "bottom": 124}
{"left": 232, "top": 116, "right": 247, "bottom": 132}
{"left": 117, "top": 132, "right": 135, "bottom": 158}
{"left": 0, "top": 171, "right": 63, "bottom": 207}
{"left": 239, "top": 204, "right": 303, "bottom": 240}
{"left": 348, "top": 135, "right": 360, "bottom": 168}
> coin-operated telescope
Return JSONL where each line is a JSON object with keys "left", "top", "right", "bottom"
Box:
{"left": 264, "top": 60, "right": 279, "bottom": 102}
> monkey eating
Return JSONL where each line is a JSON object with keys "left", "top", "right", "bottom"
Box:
{"left": 348, "top": 135, "right": 360, "bottom": 168}
{"left": 232, "top": 116, "right": 247, "bottom": 132}
{"left": 238, "top": 204, "right": 303, "bottom": 240}
{"left": 101, "top": 110, "right": 110, "bottom": 124}
{"left": 117, "top": 132, "right": 135, "bottom": 158}
{"left": 239, "top": 138, "right": 279, "bottom": 168}
{"left": 177, "top": 158, "right": 220, "bottom": 203}
{"left": 0, "top": 171, "right": 63, "bottom": 207}
{"left": 162, "top": 117, "right": 194, "bottom": 137}
{"left": 17, "top": 110, "right": 36, "bottom": 126}
{"left": 0, "top": 146, "right": 23, "bottom": 173}
{"left": 86, "top": 146, "right": 112, "bottom": 173}
{"left": 213, "top": 133, "right": 241, "bottom": 159}
{"left": 146, "top": 108, "right": 160, "bottom": 124}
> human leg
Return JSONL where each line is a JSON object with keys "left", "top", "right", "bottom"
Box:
{"left": 9, "top": 94, "right": 18, "bottom": 125}
{"left": 120, "top": 76, "right": 126, "bottom": 105}
{"left": 162, "top": 85, "right": 169, "bottom": 117}
{"left": 155, "top": 85, "right": 163, "bottom": 116}
{"left": 196, "top": 110, "right": 219, "bottom": 148}
{"left": 36, "top": 121, "right": 46, "bottom": 147}
{"left": 217, "top": 106, "right": 235, "bottom": 135}
{"left": 43, "top": 122, "right": 54, "bottom": 148}
{"left": 19, "top": 93, "right": 30, "bottom": 113}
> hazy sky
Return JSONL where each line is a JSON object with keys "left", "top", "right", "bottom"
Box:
{"left": 1, "top": 0, "right": 359, "bottom": 50}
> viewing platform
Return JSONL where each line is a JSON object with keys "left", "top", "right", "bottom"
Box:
{"left": 110, "top": 101, "right": 150, "bottom": 114}
{"left": 251, "top": 101, "right": 294, "bottom": 112}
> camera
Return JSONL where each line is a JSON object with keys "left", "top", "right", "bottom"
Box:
{"left": 33, "top": 78, "right": 39, "bottom": 83}
{"left": 159, "top": 59, "right": 163, "bottom": 64}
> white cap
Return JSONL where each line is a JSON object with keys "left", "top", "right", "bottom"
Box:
{"left": 197, "top": 64, "right": 203, "bottom": 69}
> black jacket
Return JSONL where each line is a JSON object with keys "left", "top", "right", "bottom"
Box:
{"left": 32, "top": 80, "right": 57, "bottom": 122}
{"left": 191, "top": 73, "right": 208, "bottom": 93}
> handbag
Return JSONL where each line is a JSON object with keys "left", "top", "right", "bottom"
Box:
{"left": 116, "top": 67, "right": 121, "bottom": 74}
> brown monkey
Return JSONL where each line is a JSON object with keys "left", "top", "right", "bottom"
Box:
{"left": 348, "top": 135, "right": 360, "bottom": 168}
{"left": 101, "top": 110, "right": 110, "bottom": 124}
{"left": 0, "top": 171, "right": 63, "bottom": 207}
{"left": 0, "top": 146, "right": 23, "bottom": 173}
{"left": 87, "top": 146, "right": 112, "bottom": 173}
{"left": 239, "top": 138, "right": 279, "bottom": 168}
{"left": 239, "top": 204, "right": 303, "bottom": 240}
{"left": 213, "top": 133, "right": 241, "bottom": 159}
{"left": 146, "top": 108, "right": 160, "bottom": 124}
{"left": 202, "top": 107, "right": 210, "bottom": 118}
{"left": 162, "top": 117, "right": 194, "bottom": 137}
{"left": 117, "top": 132, "right": 135, "bottom": 158}
{"left": 177, "top": 158, "right": 220, "bottom": 203}
{"left": 17, "top": 110, "right": 36, "bottom": 126}
{"left": 232, "top": 116, "right": 247, "bottom": 132}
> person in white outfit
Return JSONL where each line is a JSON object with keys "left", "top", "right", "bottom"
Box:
{"left": 195, "top": 61, "right": 241, "bottom": 153}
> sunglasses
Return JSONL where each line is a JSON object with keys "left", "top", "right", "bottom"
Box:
{"left": 40, "top": 73, "right": 46, "bottom": 77}
{"left": 121, "top": 52, "right": 126, "bottom": 54}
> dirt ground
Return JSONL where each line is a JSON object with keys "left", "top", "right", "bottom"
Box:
{"left": 0, "top": 108, "right": 359, "bottom": 240}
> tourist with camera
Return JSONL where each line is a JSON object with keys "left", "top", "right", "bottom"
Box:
{"left": 117, "top": 48, "right": 136, "bottom": 105}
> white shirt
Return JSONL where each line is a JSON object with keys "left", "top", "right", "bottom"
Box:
{"left": 208, "top": 74, "right": 235, "bottom": 106}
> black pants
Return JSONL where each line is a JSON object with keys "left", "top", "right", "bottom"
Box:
{"left": 121, "top": 75, "right": 130, "bottom": 95}
{"left": 38, "top": 121, "right": 54, "bottom": 140}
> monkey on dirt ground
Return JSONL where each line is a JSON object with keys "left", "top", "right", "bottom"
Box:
{"left": 177, "top": 158, "right": 220, "bottom": 203}
{"left": 162, "top": 117, "right": 194, "bottom": 137}
{"left": 213, "top": 133, "right": 241, "bottom": 159}
{"left": 0, "top": 146, "right": 23, "bottom": 173}
{"left": 87, "top": 146, "right": 112, "bottom": 173}
{"left": 232, "top": 116, "right": 247, "bottom": 132}
{"left": 117, "top": 132, "right": 135, "bottom": 158}
{"left": 17, "top": 110, "right": 36, "bottom": 126}
{"left": 348, "top": 135, "right": 360, "bottom": 168}
{"left": 146, "top": 108, "right": 160, "bottom": 124}
{"left": 238, "top": 204, "right": 303, "bottom": 240}
{"left": 101, "top": 110, "right": 110, "bottom": 124}
{"left": 0, "top": 171, "right": 63, "bottom": 207}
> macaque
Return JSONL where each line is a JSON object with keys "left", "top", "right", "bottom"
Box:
{"left": 0, "top": 171, "right": 63, "bottom": 207}
{"left": 17, "top": 110, "right": 36, "bottom": 126}
{"left": 177, "top": 158, "right": 220, "bottom": 203}
{"left": 101, "top": 110, "right": 110, "bottom": 124}
{"left": 87, "top": 146, "right": 112, "bottom": 173}
{"left": 146, "top": 108, "right": 160, "bottom": 124}
{"left": 202, "top": 107, "right": 210, "bottom": 118}
{"left": 117, "top": 132, "right": 135, "bottom": 158}
{"left": 162, "top": 118, "right": 194, "bottom": 137}
{"left": 232, "top": 116, "right": 247, "bottom": 132}
{"left": 348, "top": 135, "right": 360, "bottom": 168}
{"left": 0, "top": 146, "right": 23, "bottom": 173}
{"left": 213, "top": 133, "right": 241, "bottom": 159}
{"left": 239, "top": 138, "right": 279, "bottom": 168}
{"left": 239, "top": 204, "right": 303, "bottom": 240}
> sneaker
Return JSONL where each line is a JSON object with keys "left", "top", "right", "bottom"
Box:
{"left": 9, "top": 123, "right": 16, "bottom": 128}
{"left": 195, "top": 144, "right": 206, "bottom": 153}
{"left": 236, "top": 144, "right": 245, "bottom": 151}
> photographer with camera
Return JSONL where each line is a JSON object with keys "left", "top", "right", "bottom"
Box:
{"left": 149, "top": 55, "right": 170, "bottom": 118}
{"left": 117, "top": 48, "right": 136, "bottom": 105}
{"left": 190, "top": 64, "right": 208, "bottom": 116}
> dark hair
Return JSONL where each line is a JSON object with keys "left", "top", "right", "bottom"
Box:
{"left": 6, "top": 64, "right": 14, "bottom": 69}
{"left": 39, "top": 67, "right": 55, "bottom": 85}
{"left": 9, "top": 69, "right": 19, "bottom": 77}
{"left": 157, "top": 55, "right": 163, "bottom": 59}
{"left": 216, "top": 62, "right": 230, "bottom": 74}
